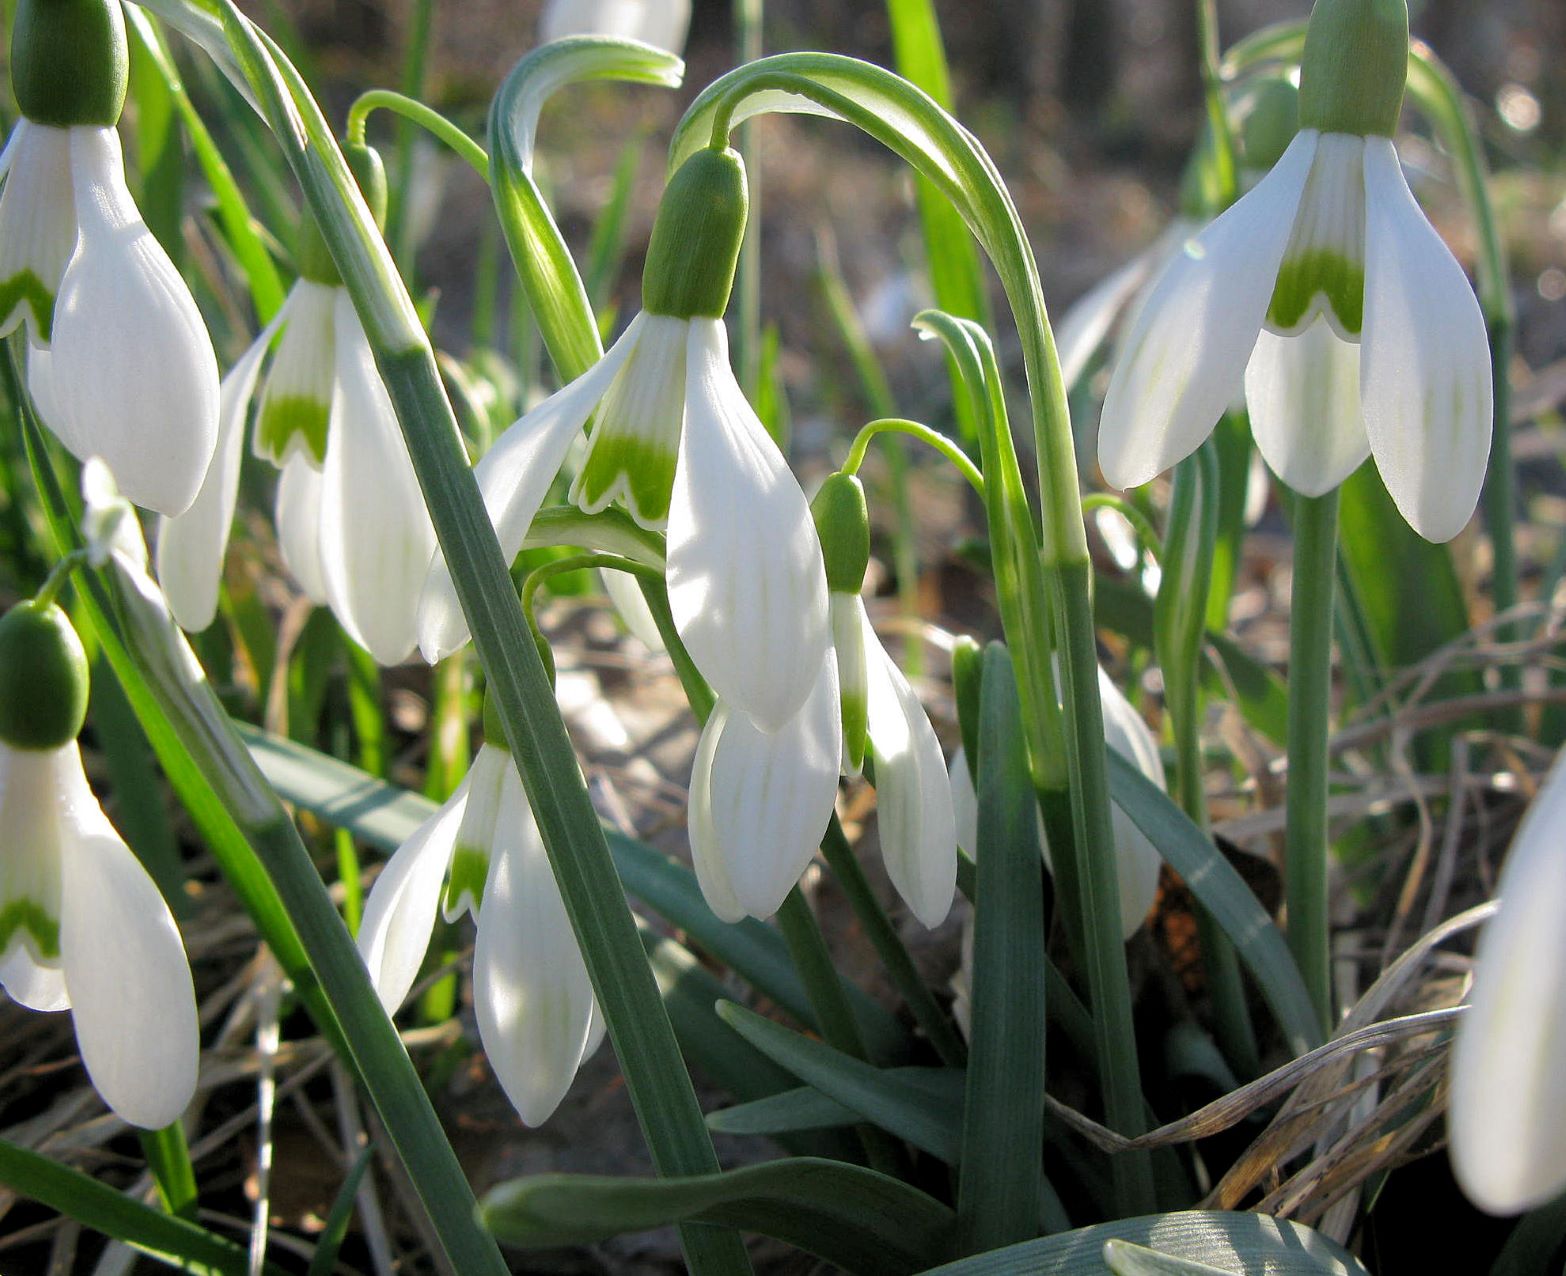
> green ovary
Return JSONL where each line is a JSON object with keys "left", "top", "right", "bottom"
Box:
{"left": 841, "top": 690, "right": 868, "bottom": 771}
{"left": 0, "top": 271, "right": 55, "bottom": 341}
{"left": 255, "top": 395, "right": 330, "bottom": 466}
{"left": 1268, "top": 250, "right": 1363, "bottom": 337}
{"left": 574, "top": 434, "right": 678, "bottom": 527}
{"left": 444, "top": 846, "right": 491, "bottom": 918}
{"left": 0, "top": 898, "right": 60, "bottom": 960}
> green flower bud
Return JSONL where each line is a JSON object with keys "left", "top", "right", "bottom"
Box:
{"left": 10, "top": 0, "right": 128, "bottom": 128}
{"left": 810, "top": 473, "right": 871, "bottom": 595}
{"left": 642, "top": 147, "right": 748, "bottom": 320}
{"left": 950, "top": 636, "right": 983, "bottom": 781}
{"left": 0, "top": 600, "right": 90, "bottom": 751}
{"left": 295, "top": 211, "right": 341, "bottom": 286}
{"left": 1298, "top": 0, "right": 1408, "bottom": 138}
{"left": 1242, "top": 78, "right": 1301, "bottom": 172}
{"left": 344, "top": 141, "right": 389, "bottom": 231}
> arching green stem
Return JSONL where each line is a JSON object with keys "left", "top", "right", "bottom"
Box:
{"left": 346, "top": 89, "right": 490, "bottom": 178}
{"left": 843, "top": 416, "right": 986, "bottom": 497}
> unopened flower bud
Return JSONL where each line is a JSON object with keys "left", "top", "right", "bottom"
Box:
{"left": 0, "top": 601, "right": 89, "bottom": 751}
{"left": 641, "top": 147, "right": 748, "bottom": 320}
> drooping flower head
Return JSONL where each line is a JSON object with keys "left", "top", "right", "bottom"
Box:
{"left": 0, "top": 594, "right": 198, "bottom": 1128}
{"left": 1098, "top": 0, "right": 1491, "bottom": 543}
{"left": 157, "top": 145, "right": 437, "bottom": 664}
{"left": 3, "top": 0, "right": 219, "bottom": 517}
{"left": 357, "top": 706, "right": 601, "bottom": 1126}
{"left": 421, "top": 145, "right": 830, "bottom": 733}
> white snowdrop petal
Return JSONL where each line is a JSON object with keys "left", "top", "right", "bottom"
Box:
{"left": 1097, "top": 669, "right": 1166, "bottom": 938}
{"left": 157, "top": 313, "right": 284, "bottom": 631}
{"left": 55, "top": 746, "right": 197, "bottom": 1129}
{"left": 539, "top": 0, "right": 692, "bottom": 55}
{"left": 690, "top": 660, "right": 841, "bottom": 922}
{"left": 1451, "top": 750, "right": 1566, "bottom": 1214}
{"left": 1245, "top": 321, "right": 1370, "bottom": 497}
{"left": 667, "top": 321, "right": 830, "bottom": 731}
{"left": 357, "top": 774, "right": 468, "bottom": 1015}
{"left": 275, "top": 453, "right": 330, "bottom": 606}
{"left": 472, "top": 765, "right": 597, "bottom": 1126}
{"left": 0, "top": 942, "right": 68, "bottom": 1012}
{"left": 600, "top": 566, "right": 666, "bottom": 650}
{"left": 863, "top": 606, "right": 956, "bottom": 928}
{"left": 1360, "top": 138, "right": 1493, "bottom": 543}
{"left": 0, "top": 748, "right": 66, "bottom": 1004}
{"left": 417, "top": 320, "right": 639, "bottom": 663}
{"left": 319, "top": 291, "right": 438, "bottom": 664}
{"left": 1098, "top": 131, "right": 1318, "bottom": 490}
{"left": 0, "top": 121, "right": 77, "bottom": 343}
{"left": 46, "top": 127, "right": 219, "bottom": 517}
{"left": 948, "top": 746, "right": 978, "bottom": 856}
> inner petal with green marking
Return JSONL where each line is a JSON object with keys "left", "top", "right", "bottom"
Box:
{"left": 0, "top": 750, "right": 65, "bottom": 963}
{"left": 0, "top": 123, "right": 78, "bottom": 345}
{"left": 0, "top": 897, "right": 60, "bottom": 961}
{"left": 1266, "top": 131, "right": 1367, "bottom": 340}
{"left": 254, "top": 281, "right": 338, "bottom": 467}
{"left": 571, "top": 314, "right": 688, "bottom": 529}
{"left": 444, "top": 846, "right": 491, "bottom": 922}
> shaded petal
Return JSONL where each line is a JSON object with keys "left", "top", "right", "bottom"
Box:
{"left": 46, "top": 127, "right": 218, "bottom": 516}
{"left": 863, "top": 604, "right": 956, "bottom": 928}
{"left": 1360, "top": 138, "right": 1492, "bottom": 543}
{"left": 1099, "top": 131, "right": 1317, "bottom": 490}
{"left": 417, "top": 321, "right": 638, "bottom": 663}
{"left": 0, "top": 942, "right": 67, "bottom": 1012}
{"left": 472, "top": 763, "right": 597, "bottom": 1126}
{"left": 1097, "top": 668, "right": 1165, "bottom": 939}
{"left": 667, "top": 320, "right": 829, "bottom": 731}
{"left": 1451, "top": 749, "right": 1566, "bottom": 1214}
{"left": 253, "top": 280, "right": 335, "bottom": 466}
{"left": 0, "top": 747, "right": 65, "bottom": 999}
{"left": 948, "top": 745, "right": 978, "bottom": 856}
{"left": 276, "top": 453, "right": 330, "bottom": 605}
{"left": 157, "top": 310, "right": 285, "bottom": 631}
{"left": 357, "top": 773, "right": 468, "bottom": 1014}
{"left": 689, "top": 660, "right": 841, "bottom": 923}
{"left": 55, "top": 746, "right": 197, "bottom": 1128}
{"left": 319, "top": 291, "right": 438, "bottom": 664}
{"left": 600, "top": 566, "right": 666, "bottom": 651}
{"left": 1245, "top": 319, "right": 1369, "bottom": 498}
{"left": 0, "top": 121, "right": 76, "bottom": 343}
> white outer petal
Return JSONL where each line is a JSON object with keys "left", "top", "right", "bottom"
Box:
{"left": 46, "top": 127, "right": 219, "bottom": 517}
{"left": 417, "top": 321, "right": 639, "bottom": 663}
{"left": 472, "top": 763, "right": 598, "bottom": 1126}
{"left": 357, "top": 773, "right": 469, "bottom": 1015}
{"left": 1360, "top": 138, "right": 1493, "bottom": 543}
{"left": 1098, "top": 131, "right": 1318, "bottom": 490}
{"left": 539, "top": 0, "right": 692, "bottom": 54}
{"left": 276, "top": 453, "right": 330, "bottom": 606}
{"left": 156, "top": 309, "right": 286, "bottom": 631}
{"left": 689, "top": 661, "right": 841, "bottom": 923}
{"left": 319, "top": 291, "right": 438, "bottom": 664}
{"left": 1097, "top": 668, "right": 1166, "bottom": 939}
{"left": 948, "top": 746, "right": 978, "bottom": 856}
{"left": 862, "top": 605, "right": 956, "bottom": 928}
{"left": 1451, "top": 748, "right": 1566, "bottom": 1214}
{"left": 667, "top": 320, "right": 829, "bottom": 731}
{"left": 601, "top": 566, "right": 666, "bottom": 650}
{"left": 1245, "top": 320, "right": 1370, "bottom": 498}
{"left": 0, "top": 121, "right": 77, "bottom": 343}
{"left": 55, "top": 745, "right": 197, "bottom": 1129}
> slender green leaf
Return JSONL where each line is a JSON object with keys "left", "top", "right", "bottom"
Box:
{"left": 138, "top": 1123, "right": 199, "bottom": 1219}
{"left": 707, "top": 1069, "right": 963, "bottom": 1144}
{"left": 127, "top": 16, "right": 186, "bottom": 265}
{"left": 1102, "top": 1240, "right": 1246, "bottom": 1275}
{"left": 481, "top": 1158, "right": 957, "bottom": 1275}
{"left": 305, "top": 1149, "right": 372, "bottom": 1276}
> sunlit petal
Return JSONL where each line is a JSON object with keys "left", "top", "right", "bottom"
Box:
{"left": 539, "top": 0, "right": 692, "bottom": 55}
{"left": 1245, "top": 319, "right": 1369, "bottom": 498}
{"left": 1096, "top": 668, "right": 1165, "bottom": 939}
{"left": 0, "top": 746, "right": 66, "bottom": 1012}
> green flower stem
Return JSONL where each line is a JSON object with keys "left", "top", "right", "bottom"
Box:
{"left": 346, "top": 89, "right": 490, "bottom": 179}
{"left": 30, "top": 548, "right": 90, "bottom": 609}
{"left": 733, "top": 0, "right": 764, "bottom": 400}
{"left": 842, "top": 416, "right": 985, "bottom": 497}
{"left": 1195, "top": 0, "right": 1239, "bottom": 206}
{"left": 1079, "top": 494, "right": 1164, "bottom": 567}
{"left": 214, "top": 13, "right": 746, "bottom": 1272}
{"left": 139, "top": 1123, "right": 198, "bottom": 1218}
{"left": 385, "top": 0, "right": 434, "bottom": 272}
{"left": 1285, "top": 488, "right": 1340, "bottom": 1037}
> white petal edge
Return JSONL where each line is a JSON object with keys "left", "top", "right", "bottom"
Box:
{"left": 1359, "top": 138, "right": 1493, "bottom": 543}
{"left": 1244, "top": 319, "right": 1370, "bottom": 498}
{"left": 275, "top": 453, "right": 330, "bottom": 606}
{"left": 357, "top": 773, "right": 469, "bottom": 1015}
{"left": 600, "top": 565, "right": 666, "bottom": 650}
{"left": 55, "top": 745, "right": 198, "bottom": 1128}
{"left": 862, "top": 605, "right": 956, "bottom": 928}
{"left": 667, "top": 320, "right": 830, "bottom": 731}
{"left": 1098, "top": 131, "right": 1318, "bottom": 490}
{"left": 417, "top": 318, "right": 640, "bottom": 663}
{"left": 689, "top": 660, "right": 841, "bottom": 923}
{"left": 472, "top": 763, "right": 598, "bottom": 1126}
{"left": 1097, "top": 668, "right": 1166, "bottom": 939}
{"left": 948, "top": 745, "right": 978, "bottom": 856}
{"left": 47, "top": 127, "right": 219, "bottom": 517}
{"left": 157, "top": 307, "right": 288, "bottom": 631}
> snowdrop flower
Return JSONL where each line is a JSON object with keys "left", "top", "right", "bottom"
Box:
{"left": 2, "top": 0, "right": 218, "bottom": 517}
{"left": 0, "top": 596, "right": 198, "bottom": 1129}
{"left": 1099, "top": 0, "right": 1491, "bottom": 543}
{"left": 358, "top": 736, "right": 602, "bottom": 1125}
{"left": 421, "top": 146, "right": 830, "bottom": 733}
{"left": 1449, "top": 748, "right": 1566, "bottom": 1214}
{"left": 949, "top": 667, "right": 1163, "bottom": 940}
{"left": 539, "top": 0, "right": 691, "bottom": 55}
{"left": 158, "top": 150, "right": 437, "bottom": 664}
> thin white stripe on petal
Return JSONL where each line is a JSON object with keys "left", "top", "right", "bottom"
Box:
{"left": 1245, "top": 319, "right": 1369, "bottom": 498}
{"left": 1360, "top": 138, "right": 1493, "bottom": 543}
{"left": 667, "top": 320, "right": 829, "bottom": 731}
{"left": 1098, "top": 130, "right": 1318, "bottom": 490}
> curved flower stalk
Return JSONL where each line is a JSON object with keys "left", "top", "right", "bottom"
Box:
{"left": 540, "top": 0, "right": 692, "bottom": 55}
{"left": 421, "top": 147, "right": 830, "bottom": 733}
{"left": 949, "top": 668, "right": 1164, "bottom": 940}
{"left": 1098, "top": 1, "right": 1491, "bottom": 543}
{"left": 1449, "top": 748, "right": 1566, "bottom": 1215}
{"left": 0, "top": 592, "right": 198, "bottom": 1130}
{"left": 3, "top": 0, "right": 218, "bottom": 517}
{"left": 158, "top": 262, "right": 437, "bottom": 665}
{"left": 358, "top": 740, "right": 603, "bottom": 1125}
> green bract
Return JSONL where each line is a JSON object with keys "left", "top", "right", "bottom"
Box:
{"left": 1298, "top": 0, "right": 1409, "bottom": 138}
{"left": 811, "top": 472, "right": 871, "bottom": 595}
{"left": 641, "top": 147, "right": 748, "bottom": 320}
{"left": 10, "top": 0, "right": 128, "bottom": 127}
{"left": 0, "top": 601, "right": 90, "bottom": 751}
